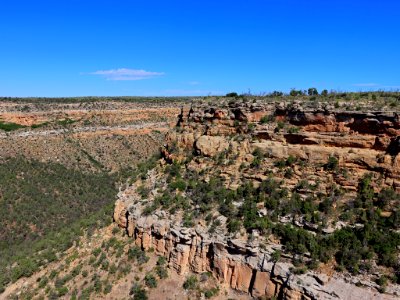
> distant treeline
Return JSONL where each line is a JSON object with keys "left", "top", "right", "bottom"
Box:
{"left": 226, "top": 89, "right": 400, "bottom": 99}
{"left": 223, "top": 90, "right": 400, "bottom": 109}
{"left": 0, "top": 96, "right": 194, "bottom": 104}
{"left": 1, "top": 91, "right": 400, "bottom": 108}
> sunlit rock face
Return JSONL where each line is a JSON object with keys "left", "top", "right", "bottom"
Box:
{"left": 115, "top": 100, "right": 400, "bottom": 299}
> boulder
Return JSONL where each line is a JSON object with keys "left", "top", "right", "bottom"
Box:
{"left": 195, "top": 135, "right": 229, "bottom": 157}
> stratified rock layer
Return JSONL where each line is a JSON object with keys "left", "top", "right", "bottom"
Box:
{"left": 115, "top": 101, "right": 400, "bottom": 299}
{"left": 167, "top": 102, "right": 400, "bottom": 192}
{"left": 114, "top": 195, "right": 395, "bottom": 300}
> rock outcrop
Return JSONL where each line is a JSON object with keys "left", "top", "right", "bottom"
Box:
{"left": 165, "top": 101, "right": 400, "bottom": 192}
{"left": 114, "top": 194, "right": 396, "bottom": 300}
{"left": 114, "top": 100, "right": 400, "bottom": 299}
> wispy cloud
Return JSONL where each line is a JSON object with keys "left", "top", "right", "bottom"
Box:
{"left": 188, "top": 81, "right": 200, "bottom": 86}
{"left": 90, "top": 68, "right": 164, "bottom": 81}
{"left": 352, "top": 83, "right": 379, "bottom": 87}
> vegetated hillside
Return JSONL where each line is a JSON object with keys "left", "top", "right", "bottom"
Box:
{"left": 0, "top": 157, "right": 118, "bottom": 291}
{"left": 2, "top": 154, "right": 246, "bottom": 300}
{"left": 3, "top": 92, "right": 400, "bottom": 300}
{"left": 114, "top": 95, "right": 400, "bottom": 299}
{"left": 0, "top": 97, "right": 182, "bottom": 295}
{"left": 3, "top": 223, "right": 244, "bottom": 300}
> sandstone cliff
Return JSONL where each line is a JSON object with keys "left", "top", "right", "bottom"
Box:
{"left": 114, "top": 100, "right": 400, "bottom": 299}
{"left": 114, "top": 192, "right": 397, "bottom": 300}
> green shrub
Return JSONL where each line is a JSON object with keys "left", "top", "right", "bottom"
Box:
{"left": 127, "top": 246, "right": 149, "bottom": 265}
{"left": 57, "top": 118, "right": 76, "bottom": 127}
{"left": 55, "top": 274, "right": 72, "bottom": 288}
{"left": 169, "top": 179, "right": 187, "bottom": 191}
{"left": 71, "top": 265, "right": 82, "bottom": 277}
{"left": 38, "top": 276, "right": 49, "bottom": 289}
{"left": 183, "top": 275, "right": 198, "bottom": 290}
{"left": 31, "top": 122, "right": 49, "bottom": 129}
{"left": 166, "top": 162, "right": 181, "bottom": 178}
{"left": 286, "top": 155, "right": 296, "bottom": 166}
{"left": 93, "top": 276, "right": 102, "bottom": 293}
{"left": 284, "top": 168, "right": 294, "bottom": 179}
{"left": 355, "top": 174, "right": 374, "bottom": 208}
{"left": 130, "top": 283, "right": 148, "bottom": 300}
{"left": 250, "top": 156, "right": 261, "bottom": 168}
{"left": 144, "top": 273, "right": 157, "bottom": 288}
{"left": 274, "top": 121, "right": 285, "bottom": 132}
{"left": 271, "top": 250, "right": 281, "bottom": 262}
{"left": 247, "top": 123, "right": 256, "bottom": 131}
{"left": 287, "top": 126, "right": 299, "bottom": 133}
{"left": 137, "top": 185, "right": 150, "bottom": 199}
{"left": 80, "top": 287, "right": 93, "bottom": 300}
{"left": 227, "top": 219, "right": 241, "bottom": 233}
{"left": 92, "top": 247, "right": 101, "bottom": 257}
{"left": 49, "top": 270, "right": 58, "bottom": 279}
{"left": 376, "top": 188, "right": 398, "bottom": 209}
{"left": 260, "top": 114, "right": 275, "bottom": 124}
{"left": 204, "top": 287, "right": 219, "bottom": 298}
{"left": 104, "top": 283, "right": 112, "bottom": 294}
{"left": 183, "top": 213, "right": 195, "bottom": 227}
{"left": 0, "top": 121, "right": 26, "bottom": 131}
{"left": 57, "top": 286, "right": 68, "bottom": 296}
{"left": 157, "top": 256, "right": 167, "bottom": 266}
{"left": 251, "top": 148, "right": 264, "bottom": 168}
{"left": 155, "top": 265, "right": 168, "bottom": 279}
{"left": 119, "top": 263, "right": 132, "bottom": 276}
{"left": 324, "top": 156, "right": 339, "bottom": 171}
{"left": 109, "top": 264, "right": 117, "bottom": 274}
{"left": 292, "top": 266, "right": 308, "bottom": 274}
{"left": 376, "top": 275, "right": 388, "bottom": 287}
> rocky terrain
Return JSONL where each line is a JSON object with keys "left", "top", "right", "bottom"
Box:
{"left": 3, "top": 93, "right": 400, "bottom": 300}
{"left": 0, "top": 99, "right": 184, "bottom": 172}
{"left": 3, "top": 222, "right": 251, "bottom": 300}
{"left": 114, "top": 98, "right": 400, "bottom": 299}
{"left": 0, "top": 97, "right": 185, "bottom": 298}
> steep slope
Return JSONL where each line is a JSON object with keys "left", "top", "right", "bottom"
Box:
{"left": 115, "top": 99, "right": 400, "bottom": 299}
{"left": 0, "top": 98, "right": 182, "bottom": 295}
{"left": 3, "top": 94, "right": 400, "bottom": 300}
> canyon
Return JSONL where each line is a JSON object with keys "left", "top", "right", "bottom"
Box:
{"left": 2, "top": 95, "right": 400, "bottom": 300}
{"left": 115, "top": 99, "right": 400, "bottom": 299}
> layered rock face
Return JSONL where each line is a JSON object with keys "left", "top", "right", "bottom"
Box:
{"left": 115, "top": 100, "right": 400, "bottom": 299}
{"left": 166, "top": 101, "right": 400, "bottom": 193}
{"left": 114, "top": 193, "right": 395, "bottom": 300}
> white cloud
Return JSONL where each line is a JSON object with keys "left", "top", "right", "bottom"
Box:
{"left": 90, "top": 68, "right": 164, "bottom": 81}
{"left": 188, "top": 81, "right": 200, "bottom": 86}
{"left": 352, "top": 83, "right": 379, "bottom": 87}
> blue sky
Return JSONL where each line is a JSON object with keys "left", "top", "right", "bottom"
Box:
{"left": 0, "top": 0, "right": 399, "bottom": 97}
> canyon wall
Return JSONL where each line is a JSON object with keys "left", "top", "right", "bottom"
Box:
{"left": 115, "top": 100, "right": 400, "bottom": 299}
{"left": 114, "top": 196, "right": 395, "bottom": 300}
